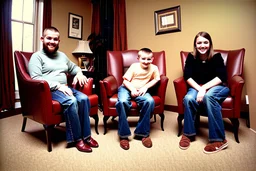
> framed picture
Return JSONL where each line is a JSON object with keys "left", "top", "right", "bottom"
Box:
{"left": 154, "top": 6, "right": 181, "bottom": 35}
{"left": 78, "top": 56, "right": 95, "bottom": 72}
{"left": 68, "top": 13, "right": 83, "bottom": 39}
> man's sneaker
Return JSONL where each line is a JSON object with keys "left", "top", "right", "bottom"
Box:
{"left": 179, "top": 135, "right": 191, "bottom": 150}
{"left": 203, "top": 139, "right": 228, "bottom": 154}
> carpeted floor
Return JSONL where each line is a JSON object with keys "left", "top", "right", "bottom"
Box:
{"left": 0, "top": 111, "right": 255, "bottom": 171}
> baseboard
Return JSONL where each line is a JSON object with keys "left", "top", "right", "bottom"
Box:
{"left": 164, "top": 105, "right": 177, "bottom": 113}
{"left": 0, "top": 102, "right": 21, "bottom": 119}
{"left": 0, "top": 108, "right": 21, "bottom": 119}
{"left": 250, "top": 128, "right": 256, "bottom": 134}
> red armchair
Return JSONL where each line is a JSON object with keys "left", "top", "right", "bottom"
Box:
{"left": 99, "top": 50, "right": 169, "bottom": 134}
{"left": 14, "top": 51, "right": 99, "bottom": 152}
{"left": 173, "top": 49, "right": 245, "bottom": 143}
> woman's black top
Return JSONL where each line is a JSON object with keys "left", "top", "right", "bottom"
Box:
{"left": 183, "top": 53, "right": 227, "bottom": 86}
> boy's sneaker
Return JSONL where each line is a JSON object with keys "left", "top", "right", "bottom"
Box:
{"left": 203, "top": 139, "right": 228, "bottom": 154}
{"left": 179, "top": 135, "right": 191, "bottom": 150}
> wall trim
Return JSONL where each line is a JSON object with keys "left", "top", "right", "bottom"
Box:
{"left": 0, "top": 108, "right": 21, "bottom": 119}
{"left": 164, "top": 105, "right": 177, "bottom": 113}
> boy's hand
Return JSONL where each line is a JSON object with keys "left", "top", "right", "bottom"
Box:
{"left": 138, "top": 87, "right": 148, "bottom": 96}
{"left": 131, "top": 89, "right": 139, "bottom": 97}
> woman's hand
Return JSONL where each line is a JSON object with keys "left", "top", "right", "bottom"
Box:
{"left": 196, "top": 87, "right": 206, "bottom": 103}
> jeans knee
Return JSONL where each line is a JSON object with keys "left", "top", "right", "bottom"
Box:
{"left": 80, "top": 95, "right": 89, "bottom": 103}
{"left": 116, "top": 99, "right": 129, "bottom": 108}
{"left": 203, "top": 93, "right": 213, "bottom": 103}
{"left": 146, "top": 98, "right": 154, "bottom": 107}
{"left": 67, "top": 96, "right": 78, "bottom": 106}
{"left": 183, "top": 95, "right": 195, "bottom": 104}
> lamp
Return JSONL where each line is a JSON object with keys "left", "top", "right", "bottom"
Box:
{"left": 73, "top": 40, "right": 93, "bottom": 54}
{"left": 73, "top": 40, "right": 93, "bottom": 71}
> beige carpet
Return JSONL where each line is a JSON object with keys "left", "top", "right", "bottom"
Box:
{"left": 0, "top": 111, "right": 255, "bottom": 171}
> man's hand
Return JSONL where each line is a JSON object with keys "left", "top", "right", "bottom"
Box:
{"left": 72, "top": 72, "right": 88, "bottom": 87}
{"left": 58, "top": 85, "right": 73, "bottom": 96}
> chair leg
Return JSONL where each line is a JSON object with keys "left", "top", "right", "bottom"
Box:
{"left": 229, "top": 118, "right": 240, "bottom": 143}
{"left": 91, "top": 114, "right": 99, "bottom": 135}
{"left": 21, "top": 117, "right": 27, "bottom": 132}
{"left": 159, "top": 113, "right": 165, "bottom": 131}
{"left": 103, "top": 116, "right": 110, "bottom": 135}
{"left": 246, "top": 117, "right": 250, "bottom": 128}
{"left": 43, "top": 125, "right": 54, "bottom": 152}
{"left": 153, "top": 114, "right": 156, "bottom": 123}
{"left": 111, "top": 116, "right": 117, "bottom": 121}
{"left": 177, "top": 114, "right": 184, "bottom": 137}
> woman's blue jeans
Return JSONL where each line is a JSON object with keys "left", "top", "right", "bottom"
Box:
{"left": 51, "top": 87, "right": 91, "bottom": 143}
{"left": 183, "top": 85, "right": 230, "bottom": 142}
{"left": 115, "top": 85, "right": 155, "bottom": 138}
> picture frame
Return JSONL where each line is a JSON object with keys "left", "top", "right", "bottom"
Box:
{"left": 154, "top": 6, "right": 181, "bottom": 35}
{"left": 78, "top": 56, "right": 95, "bottom": 72}
{"left": 78, "top": 56, "right": 89, "bottom": 69}
{"left": 68, "top": 13, "right": 83, "bottom": 40}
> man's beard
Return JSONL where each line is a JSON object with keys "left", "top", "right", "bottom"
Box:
{"left": 43, "top": 44, "right": 59, "bottom": 55}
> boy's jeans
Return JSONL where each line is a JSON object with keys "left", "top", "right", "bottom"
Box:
{"left": 183, "top": 85, "right": 230, "bottom": 142}
{"left": 51, "top": 87, "right": 91, "bottom": 143}
{"left": 116, "top": 85, "right": 155, "bottom": 138}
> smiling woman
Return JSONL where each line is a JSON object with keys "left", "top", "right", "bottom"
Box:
{"left": 179, "top": 31, "right": 231, "bottom": 154}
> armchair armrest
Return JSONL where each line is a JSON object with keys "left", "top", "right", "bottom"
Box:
{"left": 157, "top": 75, "right": 169, "bottom": 96}
{"left": 157, "top": 75, "right": 169, "bottom": 98}
{"left": 156, "top": 75, "right": 169, "bottom": 112}
{"left": 67, "top": 74, "right": 93, "bottom": 95}
{"left": 99, "top": 75, "right": 118, "bottom": 114}
{"left": 228, "top": 75, "right": 245, "bottom": 97}
{"left": 102, "top": 75, "right": 118, "bottom": 97}
{"left": 73, "top": 78, "right": 94, "bottom": 95}
{"left": 228, "top": 75, "right": 245, "bottom": 118}
{"left": 173, "top": 76, "right": 187, "bottom": 114}
{"left": 19, "top": 78, "right": 53, "bottom": 124}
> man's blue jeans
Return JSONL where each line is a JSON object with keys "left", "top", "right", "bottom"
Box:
{"left": 183, "top": 85, "right": 230, "bottom": 142}
{"left": 115, "top": 85, "right": 155, "bottom": 138}
{"left": 51, "top": 87, "right": 91, "bottom": 143}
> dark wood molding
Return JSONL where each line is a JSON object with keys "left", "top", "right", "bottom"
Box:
{"left": 0, "top": 101, "right": 21, "bottom": 119}
{"left": 164, "top": 105, "right": 178, "bottom": 113}
{"left": 0, "top": 108, "right": 21, "bottom": 119}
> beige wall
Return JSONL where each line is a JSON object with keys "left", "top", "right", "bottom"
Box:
{"left": 126, "top": 0, "right": 256, "bottom": 130}
{"left": 52, "top": 0, "right": 92, "bottom": 64}
{"left": 51, "top": 0, "right": 256, "bottom": 131}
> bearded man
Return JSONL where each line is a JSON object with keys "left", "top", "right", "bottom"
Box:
{"left": 28, "top": 27, "right": 99, "bottom": 153}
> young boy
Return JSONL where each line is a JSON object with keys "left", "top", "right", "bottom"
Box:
{"left": 115, "top": 48, "right": 160, "bottom": 150}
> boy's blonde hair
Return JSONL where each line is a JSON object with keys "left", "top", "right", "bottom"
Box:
{"left": 138, "top": 48, "right": 153, "bottom": 58}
